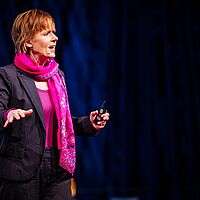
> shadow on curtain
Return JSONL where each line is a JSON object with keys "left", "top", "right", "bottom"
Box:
{"left": 0, "top": 0, "right": 200, "bottom": 200}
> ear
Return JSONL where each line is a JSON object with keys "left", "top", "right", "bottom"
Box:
{"left": 25, "top": 41, "right": 33, "bottom": 48}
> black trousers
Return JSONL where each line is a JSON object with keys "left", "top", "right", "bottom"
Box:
{"left": 0, "top": 147, "right": 72, "bottom": 200}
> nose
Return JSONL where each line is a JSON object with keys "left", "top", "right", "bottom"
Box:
{"left": 51, "top": 33, "right": 58, "bottom": 42}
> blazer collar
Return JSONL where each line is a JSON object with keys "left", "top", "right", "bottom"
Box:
{"left": 16, "top": 69, "right": 46, "bottom": 132}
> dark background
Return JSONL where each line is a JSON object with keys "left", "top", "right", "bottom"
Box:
{"left": 0, "top": 0, "right": 200, "bottom": 199}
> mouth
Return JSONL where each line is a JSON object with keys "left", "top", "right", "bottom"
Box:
{"left": 48, "top": 45, "right": 56, "bottom": 50}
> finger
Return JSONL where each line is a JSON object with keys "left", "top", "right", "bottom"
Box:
{"left": 90, "top": 111, "right": 98, "bottom": 122}
{"left": 25, "top": 109, "right": 33, "bottom": 113}
{"left": 13, "top": 113, "right": 21, "bottom": 120}
{"left": 102, "top": 112, "right": 109, "bottom": 117}
{"left": 95, "top": 124, "right": 105, "bottom": 129}
{"left": 96, "top": 121, "right": 106, "bottom": 126}
{"left": 91, "top": 110, "right": 98, "bottom": 117}
{"left": 16, "top": 109, "right": 33, "bottom": 118}
{"left": 3, "top": 120, "right": 9, "bottom": 128}
{"left": 100, "top": 121, "right": 106, "bottom": 126}
{"left": 18, "top": 111, "right": 26, "bottom": 118}
{"left": 3, "top": 116, "right": 14, "bottom": 128}
{"left": 8, "top": 115, "right": 15, "bottom": 122}
{"left": 102, "top": 116, "right": 108, "bottom": 121}
{"left": 23, "top": 109, "right": 33, "bottom": 116}
{"left": 101, "top": 115, "right": 109, "bottom": 121}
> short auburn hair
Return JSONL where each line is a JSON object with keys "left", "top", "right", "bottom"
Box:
{"left": 11, "top": 9, "right": 55, "bottom": 53}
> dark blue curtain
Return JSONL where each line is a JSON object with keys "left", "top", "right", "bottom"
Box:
{"left": 0, "top": 0, "right": 200, "bottom": 199}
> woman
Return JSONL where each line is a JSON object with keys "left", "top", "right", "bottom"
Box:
{"left": 0, "top": 9, "right": 109, "bottom": 200}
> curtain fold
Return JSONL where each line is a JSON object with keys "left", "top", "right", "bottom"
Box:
{"left": 0, "top": 0, "right": 199, "bottom": 199}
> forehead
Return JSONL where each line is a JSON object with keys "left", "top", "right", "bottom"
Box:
{"left": 42, "top": 18, "right": 55, "bottom": 30}
{"left": 27, "top": 17, "right": 55, "bottom": 39}
{"left": 30, "top": 19, "right": 55, "bottom": 39}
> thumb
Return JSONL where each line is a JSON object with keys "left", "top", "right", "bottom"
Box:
{"left": 24, "top": 109, "right": 33, "bottom": 115}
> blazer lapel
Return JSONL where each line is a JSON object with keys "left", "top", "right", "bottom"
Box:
{"left": 17, "top": 70, "right": 46, "bottom": 132}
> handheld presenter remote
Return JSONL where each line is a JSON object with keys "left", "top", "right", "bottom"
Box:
{"left": 94, "top": 101, "right": 107, "bottom": 125}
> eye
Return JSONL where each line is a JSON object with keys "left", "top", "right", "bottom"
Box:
{"left": 43, "top": 31, "right": 50, "bottom": 36}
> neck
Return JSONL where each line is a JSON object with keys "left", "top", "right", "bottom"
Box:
{"left": 29, "top": 53, "right": 49, "bottom": 67}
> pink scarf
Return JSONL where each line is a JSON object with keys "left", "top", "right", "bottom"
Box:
{"left": 14, "top": 53, "right": 76, "bottom": 174}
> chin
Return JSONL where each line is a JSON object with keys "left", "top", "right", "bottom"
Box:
{"left": 46, "top": 53, "right": 55, "bottom": 58}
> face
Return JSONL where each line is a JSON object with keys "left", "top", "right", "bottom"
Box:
{"left": 26, "top": 21, "right": 58, "bottom": 65}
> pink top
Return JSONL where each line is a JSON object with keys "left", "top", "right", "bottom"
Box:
{"left": 37, "top": 88, "right": 57, "bottom": 147}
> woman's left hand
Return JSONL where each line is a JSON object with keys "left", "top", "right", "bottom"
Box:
{"left": 90, "top": 110, "right": 110, "bottom": 130}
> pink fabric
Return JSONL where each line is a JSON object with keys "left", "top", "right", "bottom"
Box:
{"left": 14, "top": 53, "right": 76, "bottom": 174}
{"left": 37, "top": 88, "right": 56, "bottom": 147}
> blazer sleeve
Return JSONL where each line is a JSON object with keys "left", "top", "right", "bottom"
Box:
{"left": 0, "top": 68, "right": 12, "bottom": 130}
{"left": 72, "top": 116, "right": 99, "bottom": 136}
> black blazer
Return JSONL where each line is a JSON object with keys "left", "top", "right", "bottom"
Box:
{"left": 0, "top": 64, "right": 98, "bottom": 181}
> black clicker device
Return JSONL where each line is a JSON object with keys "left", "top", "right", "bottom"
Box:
{"left": 94, "top": 100, "right": 107, "bottom": 125}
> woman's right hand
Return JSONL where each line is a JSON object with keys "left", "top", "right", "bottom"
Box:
{"left": 3, "top": 109, "right": 33, "bottom": 128}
